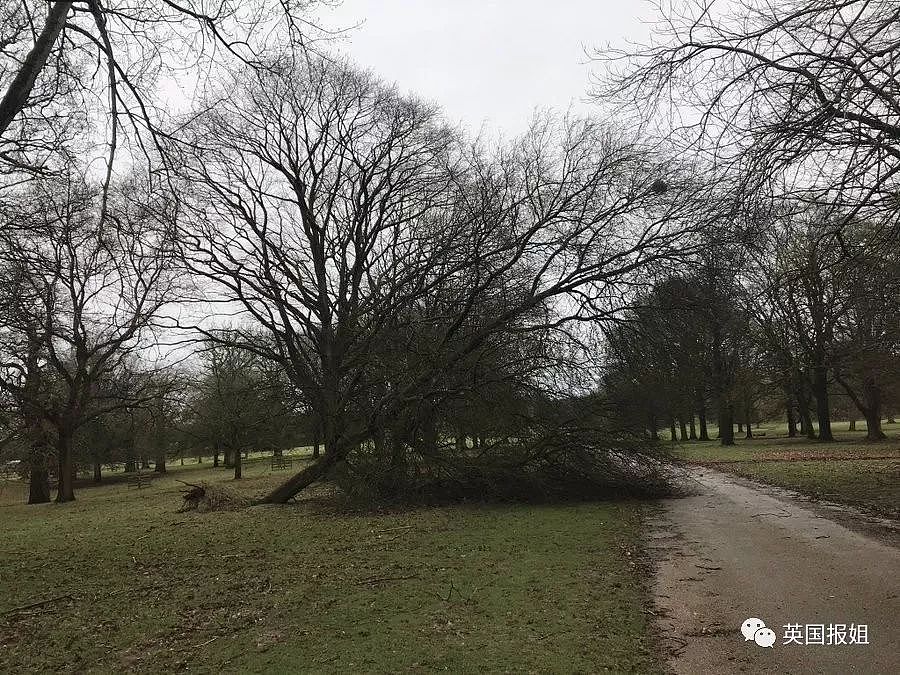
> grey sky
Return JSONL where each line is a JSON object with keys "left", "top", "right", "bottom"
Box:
{"left": 320, "top": 1, "right": 656, "bottom": 137}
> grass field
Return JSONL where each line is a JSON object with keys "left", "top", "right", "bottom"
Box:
{"left": 0, "top": 462, "right": 659, "bottom": 673}
{"left": 672, "top": 420, "right": 900, "bottom": 518}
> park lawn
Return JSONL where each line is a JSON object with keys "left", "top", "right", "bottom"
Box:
{"left": 671, "top": 421, "right": 900, "bottom": 518}
{"left": 0, "top": 464, "right": 660, "bottom": 674}
{"left": 719, "top": 459, "right": 900, "bottom": 519}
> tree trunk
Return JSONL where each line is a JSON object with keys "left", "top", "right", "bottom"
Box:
{"left": 862, "top": 381, "right": 886, "bottom": 441}
{"left": 688, "top": 415, "right": 697, "bottom": 440}
{"left": 55, "top": 430, "right": 75, "bottom": 503}
{"left": 744, "top": 401, "right": 753, "bottom": 439}
{"left": 848, "top": 420, "right": 856, "bottom": 431}
{"left": 785, "top": 397, "right": 797, "bottom": 438}
{"left": 0, "top": 1, "right": 74, "bottom": 136}
{"left": 737, "top": 421, "right": 743, "bottom": 433}
{"left": 234, "top": 447, "right": 242, "bottom": 479}
{"left": 647, "top": 409, "right": 659, "bottom": 440}
{"left": 28, "top": 442, "right": 51, "bottom": 504}
{"left": 155, "top": 453, "right": 166, "bottom": 473}
{"left": 679, "top": 418, "right": 688, "bottom": 441}
{"left": 124, "top": 435, "right": 137, "bottom": 472}
{"left": 669, "top": 418, "right": 677, "bottom": 442}
{"left": 141, "top": 456, "right": 150, "bottom": 470}
{"left": 698, "top": 405, "right": 710, "bottom": 441}
{"left": 313, "top": 417, "right": 323, "bottom": 457}
{"left": 224, "top": 449, "right": 234, "bottom": 467}
{"left": 93, "top": 461, "right": 102, "bottom": 483}
{"left": 863, "top": 412, "right": 884, "bottom": 441}
{"left": 718, "top": 403, "right": 735, "bottom": 446}
{"left": 260, "top": 450, "right": 342, "bottom": 503}
{"left": 795, "top": 372, "right": 816, "bottom": 439}
{"left": 213, "top": 444, "right": 219, "bottom": 467}
{"left": 811, "top": 365, "right": 833, "bottom": 441}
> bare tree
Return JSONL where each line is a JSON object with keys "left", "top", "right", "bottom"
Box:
{"left": 602, "top": 0, "right": 900, "bottom": 229}
{"left": 175, "top": 54, "right": 701, "bottom": 503}
{"left": 0, "top": 1, "right": 329, "bottom": 182}
{"left": 0, "top": 170, "right": 178, "bottom": 501}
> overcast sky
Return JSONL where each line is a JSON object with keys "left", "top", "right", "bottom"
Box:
{"left": 319, "top": 1, "right": 657, "bottom": 138}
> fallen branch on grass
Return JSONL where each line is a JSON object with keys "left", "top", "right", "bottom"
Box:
{"left": 353, "top": 575, "right": 418, "bottom": 585}
{"left": 372, "top": 525, "right": 415, "bottom": 534}
{"left": 178, "top": 481, "right": 250, "bottom": 512}
{"left": 3, "top": 593, "right": 74, "bottom": 615}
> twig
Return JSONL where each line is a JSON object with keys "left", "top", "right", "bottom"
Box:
{"left": 3, "top": 593, "right": 74, "bottom": 615}
{"left": 373, "top": 525, "right": 414, "bottom": 534}
{"left": 191, "top": 636, "right": 219, "bottom": 648}
{"left": 354, "top": 574, "right": 418, "bottom": 585}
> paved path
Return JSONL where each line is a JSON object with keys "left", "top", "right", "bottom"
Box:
{"left": 649, "top": 467, "right": 899, "bottom": 674}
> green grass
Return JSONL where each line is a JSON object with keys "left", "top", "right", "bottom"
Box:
{"left": 0, "top": 464, "right": 659, "bottom": 673}
{"left": 720, "top": 459, "right": 900, "bottom": 519}
{"left": 670, "top": 420, "right": 900, "bottom": 518}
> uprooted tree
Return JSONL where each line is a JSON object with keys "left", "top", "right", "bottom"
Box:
{"left": 173, "top": 53, "right": 705, "bottom": 504}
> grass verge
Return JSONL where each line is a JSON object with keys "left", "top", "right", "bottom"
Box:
{"left": 719, "top": 459, "right": 899, "bottom": 519}
{"left": 0, "top": 465, "right": 659, "bottom": 673}
{"left": 670, "top": 422, "right": 899, "bottom": 519}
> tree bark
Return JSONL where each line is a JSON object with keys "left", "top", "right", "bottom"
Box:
{"left": 794, "top": 370, "right": 816, "bottom": 439}
{"left": 0, "top": 1, "right": 73, "bottom": 136}
{"left": 259, "top": 451, "right": 341, "bottom": 503}
{"left": 28, "top": 441, "right": 51, "bottom": 504}
{"left": 312, "top": 418, "right": 322, "bottom": 457}
{"left": 124, "top": 435, "right": 136, "bottom": 472}
{"left": 679, "top": 418, "right": 688, "bottom": 441}
{"left": 155, "top": 454, "right": 166, "bottom": 473}
{"left": 848, "top": 420, "right": 856, "bottom": 431}
{"left": 93, "top": 461, "right": 102, "bottom": 483}
{"left": 698, "top": 404, "right": 710, "bottom": 441}
{"left": 648, "top": 410, "right": 659, "bottom": 440}
{"left": 688, "top": 415, "right": 697, "bottom": 440}
{"left": 811, "top": 365, "right": 833, "bottom": 441}
{"left": 718, "top": 402, "right": 735, "bottom": 446}
{"left": 785, "top": 394, "right": 797, "bottom": 438}
{"left": 233, "top": 447, "right": 242, "bottom": 479}
{"left": 55, "top": 430, "right": 75, "bottom": 503}
{"left": 669, "top": 418, "right": 677, "bottom": 442}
